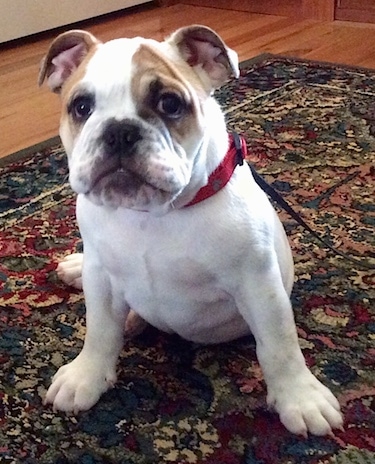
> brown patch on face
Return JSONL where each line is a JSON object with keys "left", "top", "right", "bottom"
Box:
{"left": 60, "top": 46, "right": 99, "bottom": 145}
{"left": 131, "top": 43, "right": 206, "bottom": 145}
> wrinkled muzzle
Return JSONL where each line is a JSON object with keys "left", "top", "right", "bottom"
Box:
{"left": 67, "top": 116, "right": 191, "bottom": 212}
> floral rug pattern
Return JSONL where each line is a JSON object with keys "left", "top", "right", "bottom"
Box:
{"left": 0, "top": 55, "right": 374, "bottom": 463}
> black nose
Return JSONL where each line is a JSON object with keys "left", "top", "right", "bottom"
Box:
{"left": 102, "top": 119, "right": 141, "bottom": 157}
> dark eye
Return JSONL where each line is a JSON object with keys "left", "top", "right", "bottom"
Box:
{"left": 157, "top": 93, "right": 185, "bottom": 118}
{"left": 70, "top": 95, "right": 95, "bottom": 121}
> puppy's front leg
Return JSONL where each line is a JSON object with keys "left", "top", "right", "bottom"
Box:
{"left": 237, "top": 267, "right": 343, "bottom": 436}
{"left": 45, "top": 257, "right": 127, "bottom": 413}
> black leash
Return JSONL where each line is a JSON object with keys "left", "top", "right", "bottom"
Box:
{"left": 232, "top": 132, "right": 375, "bottom": 270}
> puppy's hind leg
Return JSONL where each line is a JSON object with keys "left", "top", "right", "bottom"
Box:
{"left": 124, "top": 311, "right": 149, "bottom": 338}
{"left": 56, "top": 253, "right": 83, "bottom": 289}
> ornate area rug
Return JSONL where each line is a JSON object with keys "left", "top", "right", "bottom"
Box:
{"left": 1, "top": 55, "right": 374, "bottom": 464}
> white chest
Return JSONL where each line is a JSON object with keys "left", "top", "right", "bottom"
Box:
{"left": 77, "top": 195, "right": 250, "bottom": 342}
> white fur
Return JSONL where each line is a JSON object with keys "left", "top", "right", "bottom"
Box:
{"left": 43, "top": 27, "right": 343, "bottom": 436}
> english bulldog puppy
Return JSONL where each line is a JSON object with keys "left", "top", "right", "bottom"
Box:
{"left": 39, "top": 25, "right": 343, "bottom": 436}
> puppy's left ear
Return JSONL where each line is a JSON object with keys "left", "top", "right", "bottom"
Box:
{"left": 167, "top": 25, "right": 239, "bottom": 91}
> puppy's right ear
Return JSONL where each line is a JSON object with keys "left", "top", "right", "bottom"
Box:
{"left": 38, "top": 30, "right": 100, "bottom": 93}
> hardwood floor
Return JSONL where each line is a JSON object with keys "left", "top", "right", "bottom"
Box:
{"left": 2, "top": 2, "right": 375, "bottom": 159}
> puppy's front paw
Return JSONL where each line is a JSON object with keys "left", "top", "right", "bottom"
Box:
{"left": 56, "top": 253, "right": 83, "bottom": 289}
{"left": 44, "top": 354, "right": 116, "bottom": 413}
{"left": 268, "top": 370, "right": 343, "bottom": 436}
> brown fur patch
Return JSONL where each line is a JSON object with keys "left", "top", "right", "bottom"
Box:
{"left": 60, "top": 45, "right": 99, "bottom": 143}
{"left": 131, "top": 43, "right": 206, "bottom": 144}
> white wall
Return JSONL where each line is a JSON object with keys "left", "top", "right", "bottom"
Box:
{"left": 0, "top": 0, "right": 151, "bottom": 43}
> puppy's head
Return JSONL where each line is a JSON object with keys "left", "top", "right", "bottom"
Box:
{"left": 39, "top": 26, "right": 239, "bottom": 213}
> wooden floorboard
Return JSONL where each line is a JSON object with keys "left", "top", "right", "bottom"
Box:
{"left": 2, "top": 3, "right": 375, "bottom": 158}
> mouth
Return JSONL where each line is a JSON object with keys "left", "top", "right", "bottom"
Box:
{"left": 82, "top": 163, "right": 181, "bottom": 211}
{"left": 89, "top": 164, "right": 171, "bottom": 197}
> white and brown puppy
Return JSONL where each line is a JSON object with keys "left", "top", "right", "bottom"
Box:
{"left": 39, "top": 26, "right": 343, "bottom": 436}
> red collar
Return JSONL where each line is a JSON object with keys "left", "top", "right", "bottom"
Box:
{"left": 185, "top": 133, "right": 247, "bottom": 207}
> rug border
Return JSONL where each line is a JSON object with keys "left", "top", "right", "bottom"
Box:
{"left": 0, "top": 135, "right": 61, "bottom": 168}
{"left": 2, "top": 53, "right": 375, "bottom": 168}
{"left": 240, "top": 52, "right": 375, "bottom": 74}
